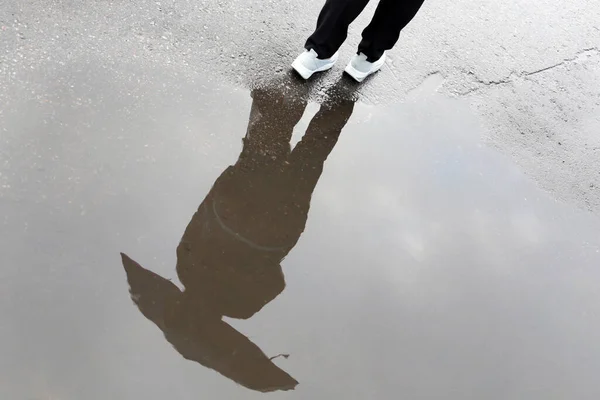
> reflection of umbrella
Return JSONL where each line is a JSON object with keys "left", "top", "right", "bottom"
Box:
{"left": 122, "top": 253, "right": 298, "bottom": 392}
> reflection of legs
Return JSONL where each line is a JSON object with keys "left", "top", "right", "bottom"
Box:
{"left": 239, "top": 89, "right": 308, "bottom": 166}
{"left": 289, "top": 98, "right": 355, "bottom": 192}
{"left": 359, "top": 0, "right": 425, "bottom": 62}
{"left": 305, "top": 0, "right": 370, "bottom": 59}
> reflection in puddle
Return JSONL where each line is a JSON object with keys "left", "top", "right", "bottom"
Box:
{"left": 121, "top": 82, "right": 355, "bottom": 392}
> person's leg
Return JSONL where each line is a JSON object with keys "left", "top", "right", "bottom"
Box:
{"left": 305, "top": 0, "right": 371, "bottom": 59}
{"left": 238, "top": 87, "right": 307, "bottom": 167}
{"left": 358, "top": 0, "right": 425, "bottom": 62}
{"left": 288, "top": 95, "right": 355, "bottom": 193}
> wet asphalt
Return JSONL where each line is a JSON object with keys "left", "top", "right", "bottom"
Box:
{"left": 2, "top": 1, "right": 600, "bottom": 399}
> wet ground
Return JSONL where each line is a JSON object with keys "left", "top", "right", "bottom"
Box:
{"left": 2, "top": 1, "right": 600, "bottom": 399}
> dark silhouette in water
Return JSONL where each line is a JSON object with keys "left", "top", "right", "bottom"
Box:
{"left": 122, "top": 81, "right": 355, "bottom": 392}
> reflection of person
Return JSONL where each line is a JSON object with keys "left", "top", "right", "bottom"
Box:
{"left": 122, "top": 83, "right": 355, "bottom": 392}
{"left": 292, "top": 0, "right": 425, "bottom": 82}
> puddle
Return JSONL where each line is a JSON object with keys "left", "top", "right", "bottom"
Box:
{"left": 1, "top": 63, "right": 600, "bottom": 399}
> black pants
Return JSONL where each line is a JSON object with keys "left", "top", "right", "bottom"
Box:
{"left": 305, "top": 0, "right": 425, "bottom": 62}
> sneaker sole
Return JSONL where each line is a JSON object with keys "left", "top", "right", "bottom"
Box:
{"left": 344, "top": 55, "right": 386, "bottom": 83}
{"left": 291, "top": 55, "right": 338, "bottom": 80}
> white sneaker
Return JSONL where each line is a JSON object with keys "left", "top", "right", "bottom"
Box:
{"left": 291, "top": 49, "right": 338, "bottom": 80}
{"left": 344, "top": 53, "right": 386, "bottom": 82}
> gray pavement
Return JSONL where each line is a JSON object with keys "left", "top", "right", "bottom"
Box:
{"left": 2, "top": 0, "right": 600, "bottom": 209}
{"left": 1, "top": 0, "right": 600, "bottom": 399}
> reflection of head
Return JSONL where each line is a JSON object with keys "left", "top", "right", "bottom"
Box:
{"left": 122, "top": 80, "right": 355, "bottom": 392}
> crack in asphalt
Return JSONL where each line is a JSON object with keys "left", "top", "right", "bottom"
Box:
{"left": 455, "top": 47, "right": 600, "bottom": 96}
